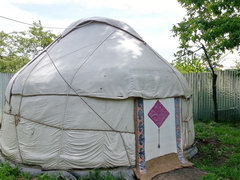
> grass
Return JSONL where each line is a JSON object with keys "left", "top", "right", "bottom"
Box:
{"left": 0, "top": 164, "right": 123, "bottom": 180}
{"left": 193, "top": 121, "right": 240, "bottom": 180}
{"left": 0, "top": 163, "right": 31, "bottom": 180}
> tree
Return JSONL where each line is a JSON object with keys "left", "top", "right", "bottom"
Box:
{"left": 0, "top": 21, "right": 57, "bottom": 73}
{"left": 172, "top": 56, "right": 207, "bottom": 73}
{"left": 172, "top": 0, "right": 240, "bottom": 122}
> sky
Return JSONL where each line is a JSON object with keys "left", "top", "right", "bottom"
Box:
{"left": 0, "top": 0, "right": 238, "bottom": 67}
{"left": 0, "top": 0, "right": 187, "bottom": 62}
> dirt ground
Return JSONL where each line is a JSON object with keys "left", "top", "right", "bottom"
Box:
{"left": 152, "top": 167, "right": 207, "bottom": 180}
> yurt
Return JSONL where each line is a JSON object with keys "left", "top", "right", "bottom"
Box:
{"left": 0, "top": 17, "right": 195, "bottom": 179}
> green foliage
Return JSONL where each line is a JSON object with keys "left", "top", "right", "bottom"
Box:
{"left": 0, "top": 21, "right": 57, "bottom": 73}
{"left": 36, "top": 173, "right": 59, "bottom": 180}
{"left": 173, "top": 56, "right": 207, "bottom": 73}
{"left": 0, "top": 163, "right": 20, "bottom": 179}
{"left": 172, "top": 0, "right": 240, "bottom": 71}
{"left": 0, "top": 163, "right": 30, "bottom": 180}
{"left": 200, "top": 173, "right": 222, "bottom": 180}
{"left": 193, "top": 121, "right": 240, "bottom": 180}
{"left": 0, "top": 164, "right": 122, "bottom": 180}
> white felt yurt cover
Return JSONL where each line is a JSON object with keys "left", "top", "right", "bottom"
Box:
{"left": 0, "top": 17, "right": 194, "bottom": 170}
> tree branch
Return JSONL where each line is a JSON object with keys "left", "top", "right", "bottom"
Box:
{"left": 200, "top": 42, "right": 215, "bottom": 75}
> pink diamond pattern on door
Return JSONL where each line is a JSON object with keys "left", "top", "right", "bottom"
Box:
{"left": 148, "top": 100, "right": 169, "bottom": 128}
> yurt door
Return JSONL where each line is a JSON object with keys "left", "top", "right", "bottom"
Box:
{"left": 144, "top": 98, "right": 177, "bottom": 160}
{"left": 135, "top": 98, "right": 180, "bottom": 173}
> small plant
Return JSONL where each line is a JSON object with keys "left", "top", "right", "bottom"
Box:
{"left": 0, "top": 163, "right": 123, "bottom": 180}
{"left": 200, "top": 173, "right": 222, "bottom": 180}
{"left": 37, "top": 173, "right": 59, "bottom": 180}
{"left": 0, "top": 163, "right": 30, "bottom": 180}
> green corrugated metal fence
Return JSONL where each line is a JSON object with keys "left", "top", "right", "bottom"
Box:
{"left": 184, "top": 70, "right": 240, "bottom": 122}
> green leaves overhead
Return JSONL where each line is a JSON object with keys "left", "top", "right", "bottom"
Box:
{"left": 0, "top": 21, "right": 57, "bottom": 73}
{"left": 172, "top": 56, "right": 207, "bottom": 73}
{"left": 173, "top": 0, "right": 240, "bottom": 65}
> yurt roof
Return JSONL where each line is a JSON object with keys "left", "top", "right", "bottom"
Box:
{"left": 6, "top": 17, "right": 191, "bottom": 101}
{"left": 61, "top": 17, "right": 143, "bottom": 41}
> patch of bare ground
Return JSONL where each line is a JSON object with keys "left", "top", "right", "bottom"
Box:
{"left": 153, "top": 167, "right": 207, "bottom": 180}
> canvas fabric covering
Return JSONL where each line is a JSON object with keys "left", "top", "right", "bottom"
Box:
{"left": 0, "top": 17, "right": 194, "bottom": 170}
{"left": 1, "top": 97, "right": 135, "bottom": 169}
{"left": 181, "top": 98, "right": 195, "bottom": 150}
{"left": 5, "top": 18, "right": 191, "bottom": 101}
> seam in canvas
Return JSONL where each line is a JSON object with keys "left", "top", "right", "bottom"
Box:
{"left": 146, "top": 45, "right": 189, "bottom": 97}
{"left": 53, "top": 29, "right": 114, "bottom": 166}
{"left": 46, "top": 31, "right": 132, "bottom": 166}
{"left": 4, "top": 112, "right": 134, "bottom": 134}
{"left": 12, "top": 52, "right": 49, "bottom": 164}
{"left": 70, "top": 29, "right": 116, "bottom": 84}
{"left": 52, "top": 30, "right": 117, "bottom": 168}
{"left": 8, "top": 37, "right": 60, "bottom": 106}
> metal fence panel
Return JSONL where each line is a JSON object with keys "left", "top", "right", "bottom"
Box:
{"left": 0, "top": 73, "right": 14, "bottom": 122}
{"left": 184, "top": 70, "right": 240, "bottom": 122}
